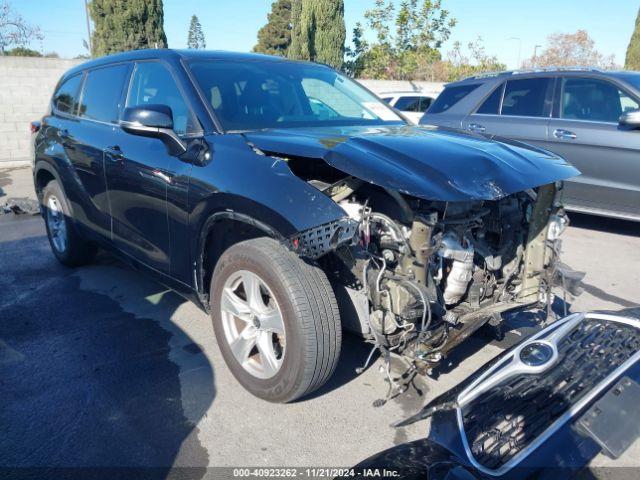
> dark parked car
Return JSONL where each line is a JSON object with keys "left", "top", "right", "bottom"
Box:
{"left": 420, "top": 67, "right": 640, "bottom": 221}
{"left": 32, "top": 50, "right": 578, "bottom": 403}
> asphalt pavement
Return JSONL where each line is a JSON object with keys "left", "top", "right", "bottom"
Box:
{"left": 1, "top": 166, "right": 639, "bottom": 479}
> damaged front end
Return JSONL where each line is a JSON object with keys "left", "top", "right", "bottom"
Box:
{"left": 245, "top": 125, "right": 582, "bottom": 383}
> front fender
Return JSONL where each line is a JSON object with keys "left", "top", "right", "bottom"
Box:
{"left": 187, "top": 134, "right": 349, "bottom": 293}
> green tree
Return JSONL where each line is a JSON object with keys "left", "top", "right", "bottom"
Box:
{"left": 288, "top": 0, "right": 307, "bottom": 61}
{"left": 254, "top": 0, "right": 292, "bottom": 56}
{"left": 354, "top": 0, "right": 456, "bottom": 79}
{"left": 437, "top": 37, "right": 506, "bottom": 81}
{"left": 187, "top": 14, "right": 206, "bottom": 49}
{"left": 6, "top": 46, "right": 41, "bottom": 56}
{"left": 288, "top": 0, "right": 346, "bottom": 69}
{"left": 626, "top": 8, "right": 640, "bottom": 70}
{"left": 344, "top": 22, "right": 367, "bottom": 76}
{"left": 89, "top": 0, "right": 167, "bottom": 57}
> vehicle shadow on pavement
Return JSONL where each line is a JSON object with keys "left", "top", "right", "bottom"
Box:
{"left": 0, "top": 228, "right": 214, "bottom": 479}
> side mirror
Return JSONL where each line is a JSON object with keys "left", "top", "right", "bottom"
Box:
{"left": 618, "top": 109, "right": 640, "bottom": 130}
{"left": 120, "top": 104, "right": 187, "bottom": 156}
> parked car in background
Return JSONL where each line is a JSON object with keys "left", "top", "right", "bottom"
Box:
{"left": 381, "top": 91, "right": 435, "bottom": 123}
{"left": 420, "top": 68, "right": 640, "bottom": 221}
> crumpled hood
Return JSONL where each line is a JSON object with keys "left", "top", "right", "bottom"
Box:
{"left": 243, "top": 124, "right": 580, "bottom": 201}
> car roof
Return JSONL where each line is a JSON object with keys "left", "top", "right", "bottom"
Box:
{"left": 62, "top": 48, "right": 317, "bottom": 80}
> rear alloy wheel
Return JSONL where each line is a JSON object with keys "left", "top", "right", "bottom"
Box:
{"left": 42, "top": 180, "right": 96, "bottom": 267}
{"left": 46, "top": 194, "right": 68, "bottom": 254}
{"left": 211, "top": 237, "right": 341, "bottom": 403}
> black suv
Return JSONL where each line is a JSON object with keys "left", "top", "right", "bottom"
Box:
{"left": 32, "top": 49, "right": 578, "bottom": 403}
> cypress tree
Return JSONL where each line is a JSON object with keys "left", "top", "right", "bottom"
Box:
{"left": 288, "top": 0, "right": 345, "bottom": 69}
{"left": 89, "top": 0, "right": 168, "bottom": 57}
{"left": 187, "top": 15, "right": 206, "bottom": 49}
{"left": 254, "top": 0, "right": 292, "bottom": 56}
{"left": 288, "top": 0, "right": 307, "bottom": 61}
{"left": 626, "top": 8, "right": 640, "bottom": 70}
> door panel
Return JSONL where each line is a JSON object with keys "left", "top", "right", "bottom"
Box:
{"left": 66, "top": 121, "right": 117, "bottom": 239}
{"left": 548, "top": 76, "right": 640, "bottom": 217}
{"left": 462, "top": 77, "right": 554, "bottom": 150}
{"left": 463, "top": 113, "right": 550, "bottom": 148}
{"left": 546, "top": 119, "right": 640, "bottom": 216}
{"left": 105, "top": 133, "right": 173, "bottom": 271}
{"left": 105, "top": 60, "right": 198, "bottom": 274}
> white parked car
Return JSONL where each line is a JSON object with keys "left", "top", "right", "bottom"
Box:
{"left": 380, "top": 92, "right": 436, "bottom": 124}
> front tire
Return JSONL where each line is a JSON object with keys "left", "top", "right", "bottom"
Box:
{"left": 210, "top": 237, "right": 341, "bottom": 403}
{"left": 42, "top": 180, "right": 96, "bottom": 267}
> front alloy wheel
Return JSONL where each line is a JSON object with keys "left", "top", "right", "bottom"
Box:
{"left": 210, "top": 237, "right": 342, "bottom": 403}
{"left": 220, "top": 270, "right": 286, "bottom": 379}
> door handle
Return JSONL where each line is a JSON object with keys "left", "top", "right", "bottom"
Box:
{"left": 553, "top": 129, "right": 577, "bottom": 140}
{"left": 468, "top": 123, "right": 486, "bottom": 133}
{"left": 105, "top": 145, "right": 124, "bottom": 162}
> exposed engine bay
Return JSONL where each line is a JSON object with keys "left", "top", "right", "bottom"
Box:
{"left": 285, "top": 157, "right": 578, "bottom": 383}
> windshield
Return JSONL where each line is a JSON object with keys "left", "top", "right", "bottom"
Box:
{"left": 188, "top": 60, "right": 404, "bottom": 131}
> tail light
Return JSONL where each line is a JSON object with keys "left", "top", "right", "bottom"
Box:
{"left": 30, "top": 121, "right": 41, "bottom": 134}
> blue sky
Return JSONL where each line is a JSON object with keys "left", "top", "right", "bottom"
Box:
{"left": 15, "top": 0, "right": 639, "bottom": 69}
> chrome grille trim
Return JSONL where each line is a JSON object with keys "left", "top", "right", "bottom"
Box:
{"left": 456, "top": 312, "right": 640, "bottom": 476}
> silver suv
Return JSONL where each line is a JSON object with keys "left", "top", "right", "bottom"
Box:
{"left": 421, "top": 68, "right": 640, "bottom": 221}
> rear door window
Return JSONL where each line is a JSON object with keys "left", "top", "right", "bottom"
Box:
{"left": 53, "top": 74, "right": 83, "bottom": 115}
{"left": 501, "top": 78, "right": 551, "bottom": 117}
{"left": 78, "top": 64, "right": 130, "bottom": 123}
{"left": 428, "top": 84, "right": 480, "bottom": 114}
{"left": 561, "top": 77, "right": 640, "bottom": 123}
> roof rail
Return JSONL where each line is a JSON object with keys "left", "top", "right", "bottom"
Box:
{"left": 511, "top": 66, "right": 604, "bottom": 74}
{"left": 462, "top": 66, "right": 604, "bottom": 82}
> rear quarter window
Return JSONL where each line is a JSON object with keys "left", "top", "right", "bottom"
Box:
{"left": 53, "top": 74, "right": 83, "bottom": 115}
{"left": 428, "top": 84, "right": 481, "bottom": 114}
{"left": 476, "top": 83, "right": 504, "bottom": 114}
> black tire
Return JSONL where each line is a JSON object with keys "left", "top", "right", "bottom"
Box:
{"left": 210, "top": 237, "right": 341, "bottom": 403}
{"left": 42, "top": 180, "right": 96, "bottom": 267}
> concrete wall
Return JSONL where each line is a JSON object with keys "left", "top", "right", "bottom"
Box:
{"left": 0, "top": 56, "right": 84, "bottom": 166}
{"left": 0, "top": 56, "right": 444, "bottom": 167}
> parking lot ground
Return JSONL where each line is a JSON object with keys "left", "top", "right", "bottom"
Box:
{"left": 1, "top": 166, "right": 639, "bottom": 478}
